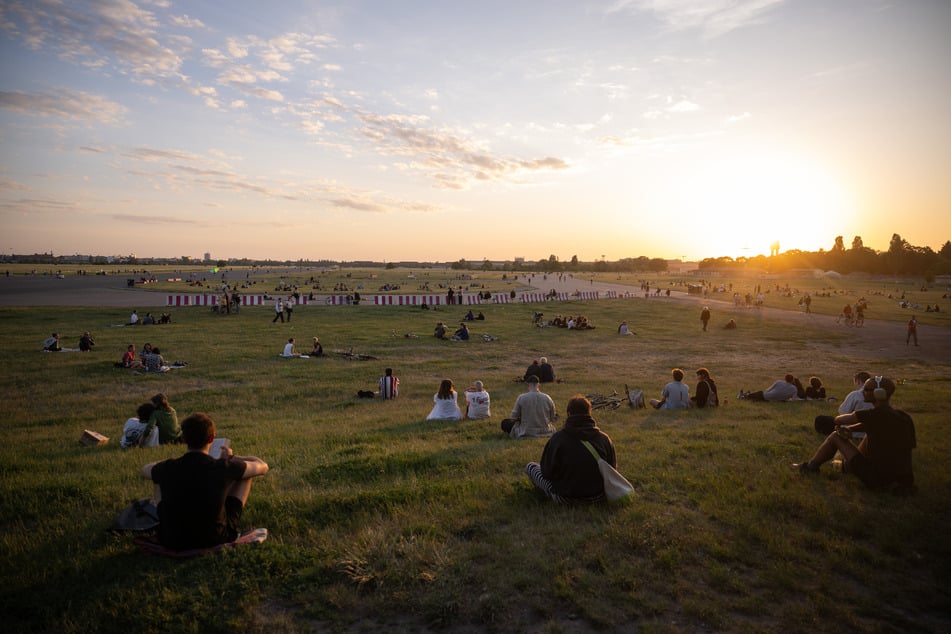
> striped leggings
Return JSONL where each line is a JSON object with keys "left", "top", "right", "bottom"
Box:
{"left": 525, "top": 462, "right": 604, "bottom": 504}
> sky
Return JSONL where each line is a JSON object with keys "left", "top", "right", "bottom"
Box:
{"left": 1, "top": 0, "right": 949, "bottom": 263}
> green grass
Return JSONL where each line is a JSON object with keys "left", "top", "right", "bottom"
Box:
{"left": 1, "top": 288, "right": 949, "bottom": 632}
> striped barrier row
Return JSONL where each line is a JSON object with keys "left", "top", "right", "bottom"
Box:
{"left": 165, "top": 294, "right": 312, "bottom": 307}
{"left": 166, "top": 291, "right": 605, "bottom": 307}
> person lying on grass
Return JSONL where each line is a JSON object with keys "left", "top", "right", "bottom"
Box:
{"left": 141, "top": 412, "right": 269, "bottom": 551}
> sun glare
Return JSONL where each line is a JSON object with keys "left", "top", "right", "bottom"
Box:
{"left": 686, "top": 152, "right": 855, "bottom": 258}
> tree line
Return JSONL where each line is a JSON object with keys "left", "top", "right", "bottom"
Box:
{"left": 698, "top": 234, "right": 951, "bottom": 278}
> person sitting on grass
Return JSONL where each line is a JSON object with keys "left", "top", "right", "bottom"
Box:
{"left": 379, "top": 367, "right": 399, "bottom": 400}
{"left": 464, "top": 380, "right": 491, "bottom": 420}
{"left": 309, "top": 336, "right": 323, "bottom": 357}
{"left": 141, "top": 412, "right": 269, "bottom": 551}
{"left": 140, "top": 393, "right": 181, "bottom": 445}
{"left": 142, "top": 346, "right": 169, "bottom": 373}
{"left": 691, "top": 367, "right": 719, "bottom": 408}
{"left": 43, "top": 333, "right": 62, "bottom": 352}
{"left": 281, "top": 337, "right": 300, "bottom": 357}
{"left": 452, "top": 322, "right": 470, "bottom": 340}
{"left": 426, "top": 379, "right": 463, "bottom": 420}
{"left": 814, "top": 371, "right": 873, "bottom": 434}
{"left": 501, "top": 375, "right": 556, "bottom": 438}
{"left": 120, "top": 344, "right": 144, "bottom": 369}
{"left": 793, "top": 376, "right": 916, "bottom": 493}
{"left": 617, "top": 321, "right": 635, "bottom": 335}
{"left": 78, "top": 331, "right": 95, "bottom": 352}
{"left": 120, "top": 402, "right": 158, "bottom": 448}
{"left": 650, "top": 368, "right": 691, "bottom": 409}
{"left": 805, "top": 376, "right": 826, "bottom": 400}
{"left": 739, "top": 374, "right": 800, "bottom": 401}
{"left": 525, "top": 395, "right": 617, "bottom": 504}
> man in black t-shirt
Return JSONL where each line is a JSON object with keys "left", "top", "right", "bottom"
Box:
{"left": 142, "top": 413, "right": 269, "bottom": 550}
{"left": 793, "top": 376, "right": 916, "bottom": 491}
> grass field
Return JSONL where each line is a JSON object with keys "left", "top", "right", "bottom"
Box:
{"left": 1, "top": 275, "right": 949, "bottom": 632}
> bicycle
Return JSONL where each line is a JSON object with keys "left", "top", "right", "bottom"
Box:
{"left": 332, "top": 347, "right": 378, "bottom": 361}
{"left": 586, "top": 391, "right": 624, "bottom": 410}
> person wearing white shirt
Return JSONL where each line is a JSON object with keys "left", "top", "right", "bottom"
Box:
{"left": 464, "top": 381, "right": 491, "bottom": 419}
{"left": 814, "top": 371, "right": 873, "bottom": 434}
{"left": 281, "top": 337, "right": 299, "bottom": 357}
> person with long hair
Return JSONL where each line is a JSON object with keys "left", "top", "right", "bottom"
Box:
{"left": 691, "top": 367, "right": 719, "bottom": 408}
{"left": 140, "top": 393, "right": 181, "bottom": 445}
{"left": 426, "top": 379, "right": 462, "bottom": 420}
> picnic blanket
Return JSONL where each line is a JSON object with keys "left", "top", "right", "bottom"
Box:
{"left": 133, "top": 528, "right": 268, "bottom": 557}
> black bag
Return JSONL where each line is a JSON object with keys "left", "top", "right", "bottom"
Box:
{"left": 111, "top": 498, "right": 159, "bottom": 532}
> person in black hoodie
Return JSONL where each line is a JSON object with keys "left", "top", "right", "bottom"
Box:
{"left": 525, "top": 395, "right": 617, "bottom": 503}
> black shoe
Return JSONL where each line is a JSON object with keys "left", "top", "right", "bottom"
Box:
{"left": 792, "top": 462, "right": 818, "bottom": 474}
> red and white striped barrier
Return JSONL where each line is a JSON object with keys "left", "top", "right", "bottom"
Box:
{"left": 166, "top": 290, "right": 603, "bottom": 307}
{"left": 166, "top": 294, "right": 218, "bottom": 306}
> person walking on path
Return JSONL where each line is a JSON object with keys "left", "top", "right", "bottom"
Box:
{"left": 906, "top": 315, "right": 918, "bottom": 346}
{"left": 272, "top": 298, "right": 284, "bottom": 323}
{"left": 700, "top": 306, "right": 711, "bottom": 331}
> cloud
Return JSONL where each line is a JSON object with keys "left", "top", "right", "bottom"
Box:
{"left": 170, "top": 14, "right": 206, "bottom": 29}
{"left": 0, "top": 89, "right": 126, "bottom": 123}
{"left": 0, "top": 0, "right": 185, "bottom": 79}
{"left": 608, "top": 0, "right": 784, "bottom": 38}
{"left": 356, "top": 113, "right": 571, "bottom": 188}
{"left": 108, "top": 212, "right": 197, "bottom": 225}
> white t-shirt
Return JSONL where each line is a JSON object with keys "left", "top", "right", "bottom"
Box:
{"left": 465, "top": 390, "right": 491, "bottom": 419}
{"left": 120, "top": 417, "right": 158, "bottom": 448}
{"left": 838, "top": 389, "right": 874, "bottom": 414}
{"left": 427, "top": 393, "right": 462, "bottom": 420}
{"left": 282, "top": 342, "right": 296, "bottom": 356}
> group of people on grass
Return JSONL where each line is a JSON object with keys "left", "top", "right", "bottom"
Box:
{"left": 279, "top": 336, "right": 323, "bottom": 357}
{"left": 124, "top": 364, "right": 917, "bottom": 554}
{"left": 42, "top": 331, "right": 95, "bottom": 352}
{"left": 737, "top": 373, "right": 829, "bottom": 401}
{"left": 118, "top": 342, "right": 171, "bottom": 372}
{"left": 647, "top": 367, "right": 719, "bottom": 409}
{"left": 433, "top": 321, "right": 471, "bottom": 340}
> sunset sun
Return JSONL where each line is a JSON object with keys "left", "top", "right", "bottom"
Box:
{"left": 686, "top": 151, "right": 857, "bottom": 258}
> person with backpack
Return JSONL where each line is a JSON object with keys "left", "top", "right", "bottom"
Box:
{"left": 691, "top": 367, "right": 719, "bottom": 408}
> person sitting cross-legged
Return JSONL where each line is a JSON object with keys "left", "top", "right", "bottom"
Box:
{"left": 649, "top": 368, "right": 691, "bottom": 409}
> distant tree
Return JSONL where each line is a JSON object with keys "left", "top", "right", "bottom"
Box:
{"left": 480, "top": 259, "right": 494, "bottom": 271}
{"left": 385, "top": 262, "right": 397, "bottom": 269}
{"left": 940, "top": 240, "right": 951, "bottom": 259}
{"left": 450, "top": 259, "right": 469, "bottom": 270}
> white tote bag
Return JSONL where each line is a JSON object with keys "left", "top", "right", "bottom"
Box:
{"left": 581, "top": 441, "right": 634, "bottom": 503}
